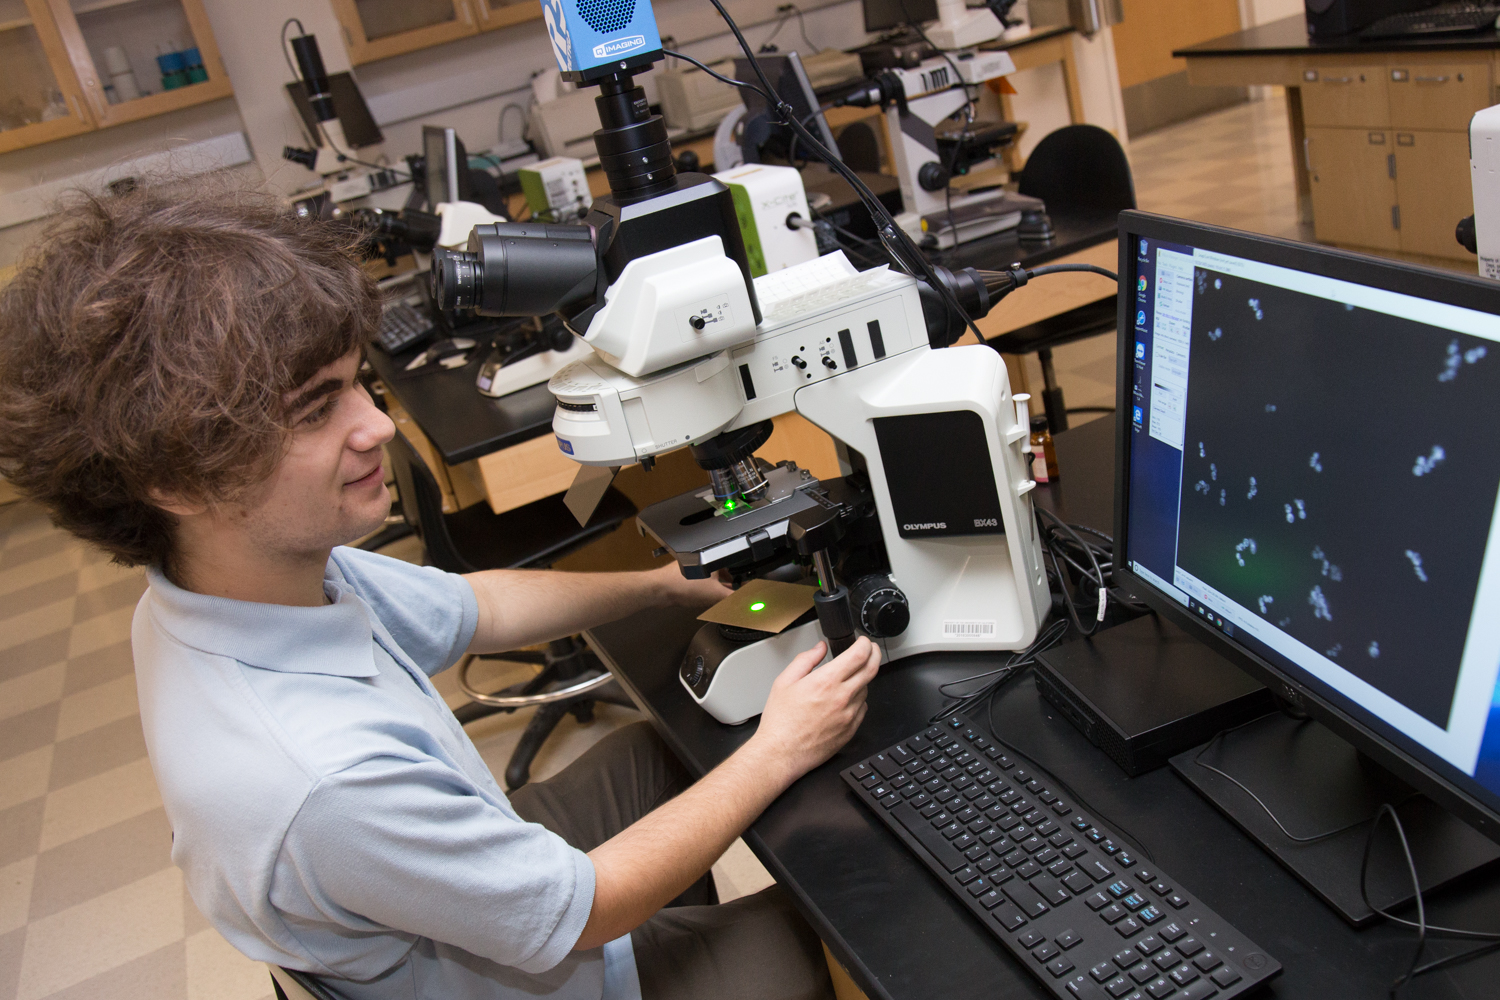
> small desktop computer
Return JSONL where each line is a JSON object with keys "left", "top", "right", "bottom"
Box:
{"left": 1112, "top": 211, "right": 1500, "bottom": 923}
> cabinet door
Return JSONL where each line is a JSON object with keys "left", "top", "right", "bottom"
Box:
{"left": 1393, "top": 130, "right": 1473, "bottom": 260}
{"left": 1299, "top": 66, "right": 1389, "bottom": 129}
{"left": 1306, "top": 127, "right": 1399, "bottom": 251}
{"left": 47, "top": 0, "right": 233, "bottom": 129}
{"left": 1387, "top": 63, "right": 1492, "bottom": 133}
{"left": 331, "top": 0, "right": 477, "bottom": 66}
{"left": 472, "top": 0, "right": 541, "bottom": 33}
{"left": 0, "top": 0, "right": 94, "bottom": 154}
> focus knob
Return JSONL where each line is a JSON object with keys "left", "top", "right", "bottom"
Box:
{"left": 851, "top": 574, "right": 910, "bottom": 638}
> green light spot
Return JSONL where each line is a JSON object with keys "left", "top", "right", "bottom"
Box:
{"left": 749, "top": 602, "right": 766, "bottom": 612}
{"left": 724, "top": 500, "right": 738, "bottom": 510}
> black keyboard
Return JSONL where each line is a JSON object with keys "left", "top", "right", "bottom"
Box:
{"left": 843, "top": 715, "right": 1281, "bottom": 1000}
{"left": 1360, "top": 3, "right": 1499, "bottom": 38}
{"left": 375, "top": 300, "right": 435, "bottom": 354}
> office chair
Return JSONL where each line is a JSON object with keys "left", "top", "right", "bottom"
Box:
{"left": 992, "top": 124, "right": 1136, "bottom": 432}
{"left": 269, "top": 965, "right": 338, "bottom": 1000}
{"left": 385, "top": 429, "right": 639, "bottom": 789}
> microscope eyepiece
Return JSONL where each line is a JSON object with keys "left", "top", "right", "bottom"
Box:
{"left": 430, "top": 223, "right": 599, "bottom": 319}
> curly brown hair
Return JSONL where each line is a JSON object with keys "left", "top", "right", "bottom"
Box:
{"left": 0, "top": 186, "right": 380, "bottom": 568}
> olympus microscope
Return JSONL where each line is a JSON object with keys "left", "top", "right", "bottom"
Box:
{"left": 433, "top": 0, "right": 1051, "bottom": 724}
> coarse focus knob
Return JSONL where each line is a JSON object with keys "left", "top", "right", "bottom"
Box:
{"left": 791, "top": 355, "right": 807, "bottom": 369}
{"left": 850, "top": 574, "right": 910, "bottom": 638}
{"left": 689, "top": 315, "right": 706, "bottom": 330}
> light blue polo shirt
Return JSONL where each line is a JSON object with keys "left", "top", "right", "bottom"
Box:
{"left": 131, "top": 547, "right": 639, "bottom": 1000}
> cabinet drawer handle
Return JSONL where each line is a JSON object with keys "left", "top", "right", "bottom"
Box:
{"left": 68, "top": 94, "right": 83, "bottom": 119}
{"left": 1323, "top": 76, "right": 1354, "bottom": 84}
{"left": 1414, "top": 75, "right": 1450, "bottom": 83}
{"left": 459, "top": 0, "right": 474, "bottom": 25}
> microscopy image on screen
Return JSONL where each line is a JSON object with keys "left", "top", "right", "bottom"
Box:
{"left": 1174, "top": 268, "right": 1500, "bottom": 728}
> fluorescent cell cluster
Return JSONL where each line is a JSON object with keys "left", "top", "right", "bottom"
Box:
{"left": 1247, "top": 476, "right": 1258, "bottom": 500}
{"left": 1368, "top": 641, "right": 1380, "bottom": 658}
{"left": 1309, "top": 584, "right": 1332, "bottom": 621}
{"left": 1257, "top": 594, "right": 1274, "bottom": 614}
{"left": 1235, "top": 538, "right": 1257, "bottom": 566}
{"left": 1405, "top": 549, "right": 1428, "bottom": 582}
{"left": 1309, "top": 452, "right": 1323, "bottom": 473}
{"left": 1412, "top": 445, "right": 1445, "bottom": 477}
{"left": 1248, "top": 298, "right": 1263, "bottom": 320}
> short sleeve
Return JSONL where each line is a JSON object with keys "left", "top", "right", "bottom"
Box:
{"left": 274, "top": 755, "right": 596, "bottom": 974}
{"left": 328, "top": 547, "right": 479, "bottom": 676}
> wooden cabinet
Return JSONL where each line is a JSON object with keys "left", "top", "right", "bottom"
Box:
{"left": 1299, "top": 66, "right": 1389, "bottom": 128}
{"left": 0, "top": 0, "right": 94, "bottom": 154}
{"left": 0, "top": 0, "right": 231, "bottom": 153}
{"left": 330, "top": 0, "right": 542, "bottom": 65}
{"left": 1306, "top": 127, "right": 1400, "bottom": 251}
{"left": 1387, "top": 62, "right": 1492, "bottom": 132}
{"left": 1393, "top": 130, "right": 1473, "bottom": 258}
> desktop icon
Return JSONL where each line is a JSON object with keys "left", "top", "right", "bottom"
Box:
{"left": 1135, "top": 341, "right": 1146, "bottom": 360}
{"left": 1137, "top": 276, "right": 1147, "bottom": 292}
{"left": 1136, "top": 309, "right": 1146, "bottom": 327}
{"left": 1132, "top": 405, "right": 1143, "bottom": 426}
{"left": 1139, "top": 239, "right": 1148, "bottom": 255}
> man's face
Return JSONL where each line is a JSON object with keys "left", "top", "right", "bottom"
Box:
{"left": 235, "top": 350, "right": 396, "bottom": 557}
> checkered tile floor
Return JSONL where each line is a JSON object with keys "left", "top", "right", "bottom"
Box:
{"left": 0, "top": 96, "right": 1306, "bottom": 1000}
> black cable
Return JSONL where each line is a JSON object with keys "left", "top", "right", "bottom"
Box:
{"left": 661, "top": 49, "right": 772, "bottom": 103}
{"left": 1363, "top": 805, "right": 1426, "bottom": 998}
{"left": 704, "top": 0, "right": 986, "bottom": 343}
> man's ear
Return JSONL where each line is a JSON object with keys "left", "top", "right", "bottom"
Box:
{"left": 148, "top": 489, "right": 207, "bottom": 518}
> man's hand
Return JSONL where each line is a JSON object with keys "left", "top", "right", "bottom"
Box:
{"left": 750, "top": 636, "right": 881, "bottom": 785}
{"left": 647, "top": 561, "right": 731, "bottom": 609}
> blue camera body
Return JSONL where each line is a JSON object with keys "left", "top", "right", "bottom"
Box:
{"left": 542, "top": 0, "right": 663, "bottom": 83}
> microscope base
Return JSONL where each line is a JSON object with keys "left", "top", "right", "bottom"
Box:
{"left": 679, "top": 620, "right": 835, "bottom": 724}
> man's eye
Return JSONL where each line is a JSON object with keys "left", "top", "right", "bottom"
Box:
{"left": 302, "top": 396, "right": 338, "bottom": 425}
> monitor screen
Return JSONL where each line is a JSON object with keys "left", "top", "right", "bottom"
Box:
{"left": 1116, "top": 213, "right": 1500, "bottom": 837}
{"left": 735, "top": 52, "right": 842, "bottom": 166}
{"left": 422, "top": 125, "right": 467, "bottom": 207}
{"left": 863, "top": 0, "right": 938, "bottom": 33}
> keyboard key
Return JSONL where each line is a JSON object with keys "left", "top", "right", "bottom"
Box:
{"left": 1117, "top": 852, "right": 1136, "bottom": 867}
{"left": 889, "top": 774, "right": 911, "bottom": 791}
{"left": 920, "top": 746, "right": 941, "bottom": 762}
{"left": 1056, "top": 929, "right": 1082, "bottom": 950}
{"left": 1048, "top": 859, "right": 1074, "bottom": 877}
{"left": 964, "top": 844, "right": 986, "bottom": 861}
{"left": 1135, "top": 935, "right": 1163, "bottom": 955}
{"left": 976, "top": 855, "right": 1003, "bottom": 874}
{"left": 1116, "top": 917, "right": 1143, "bottom": 937}
{"left": 1091, "top": 962, "right": 1116, "bottom": 983}
{"left": 940, "top": 766, "right": 961, "bottom": 781}
{"left": 1050, "top": 831, "right": 1074, "bottom": 847}
{"left": 1063, "top": 842, "right": 1088, "bottom": 859}
{"left": 1003, "top": 849, "right": 1027, "bottom": 867}
{"left": 1033, "top": 942, "right": 1060, "bottom": 962}
{"left": 1210, "top": 967, "right": 1241, "bottom": 988}
{"left": 1138, "top": 906, "right": 1164, "bottom": 924}
{"left": 976, "top": 888, "right": 1006, "bottom": 909}
{"left": 1071, "top": 815, "right": 1092, "bottom": 831}
{"left": 964, "top": 761, "right": 985, "bottom": 775}
{"left": 1084, "top": 891, "right": 1112, "bottom": 910}
{"left": 1003, "top": 882, "right": 1049, "bottom": 917}
{"left": 1122, "top": 893, "right": 1146, "bottom": 911}
{"left": 1031, "top": 874, "right": 1072, "bottom": 904}
{"left": 906, "top": 734, "right": 930, "bottom": 752}
{"left": 967, "top": 879, "right": 994, "bottom": 897}
{"left": 1063, "top": 871, "right": 1094, "bottom": 894}
{"left": 1105, "top": 976, "right": 1134, "bottom": 998}
{"left": 849, "top": 763, "right": 873, "bottom": 781}
{"left": 1034, "top": 847, "right": 1060, "bottom": 866}
{"left": 999, "top": 788, "right": 1021, "bottom": 804}
{"left": 1025, "top": 779, "right": 1043, "bottom": 793}
{"left": 1100, "top": 904, "right": 1127, "bottom": 923}
{"left": 1192, "top": 952, "right": 1221, "bottom": 973}
{"left": 1135, "top": 870, "right": 1156, "bottom": 884}
{"left": 1046, "top": 956, "right": 1076, "bottom": 978}
{"left": 891, "top": 744, "right": 914, "bottom": 764}
{"left": 1146, "top": 976, "right": 1176, "bottom": 998}
{"left": 1113, "top": 948, "right": 1140, "bottom": 969}
{"left": 936, "top": 787, "right": 960, "bottom": 804}
{"left": 1166, "top": 893, "right": 1190, "bottom": 910}
{"left": 890, "top": 803, "right": 968, "bottom": 872}
{"left": 953, "top": 866, "right": 979, "bottom": 884}
{"left": 901, "top": 786, "right": 926, "bottom": 803}
{"left": 923, "top": 777, "right": 944, "bottom": 793}
{"left": 972, "top": 736, "right": 990, "bottom": 750}
{"left": 1087, "top": 860, "right": 1116, "bottom": 881}
{"left": 963, "top": 786, "right": 987, "bottom": 801}
{"left": 991, "top": 903, "right": 1028, "bottom": 930}
{"left": 1035, "top": 819, "right": 1060, "bottom": 837}
{"left": 869, "top": 784, "right": 890, "bottom": 799}
{"left": 860, "top": 773, "right": 880, "bottom": 787}
{"left": 1018, "top": 930, "right": 1046, "bottom": 949}
{"left": 1179, "top": 981, "right": 1217, "bottom": 1000}
{"left": 1023, "top": 810, "right": 1046, "bottom": 825}
{"left": 953, "top": 775, "right": 975, "bottom": 792}
{"left": 1016, "top": 860, "right": 1042, "bottom": 879}
{"left": 952, "top": 833, "right": 977, "bottom": 852}
{"left": 997, "top": 813, "right": 1025, "bottom": 832}
{"left": 1086, "top": 828, "right": 1105, "bottom": 842}
{"left": 871, "top": 754, "right": 903, "bottom": 778}
{"left": 1108, "top": 881, "right": 1132, "bottom": 898}
{"left": 1175, "top": 937, "right": 1203, "bottom": 957}
{"left": 1021, "top": 835, "right": 1047, "bottom": 853}
{"left": 935, "top": 733, "right": 956, "bottom": 746}
{"left": 1128, "top": 962, "right": 1155, "bottom": 984}
{"left": 1150, "top": 881, "right": 1171, "bottom": 896}
{"left": 918, "top": 801, "right": 941, "bottom": 818}
{"left": 1159, "top": 923, "right": 1186, "bottom": 943}
{"left": 1038, "top": 789, "right": 1059, "bottom": 803}
{"left": 910, "top": 766, "right": 934, "bottom": 783}
{"left": 1100, "top": 839, "right": 1120, "bottom": 854}
{"left": 973, "top": 793, "right": 997, "bottom": 811}
{"left": 939, "top": 822, "right": 964, "bottom": 839}
{"left": 1153, "top": 950, "right": 1178, "bottom": 971}
{"left": 878, "top": 793, "right": 899, "bottom": 808}
{"left": 955, "top": 805, "right": 979, "bottom": 824}
{"left": 1053, "top": 801, "right": 1074, "bottom": 816}
{"left": 929, "top": 811, "right": 952, "bottom": 828}
{"left": 1169, "top": 966, "right": 1198, "bottom": 987}
{"left": 979, "top": 827, "right": 1008, "bottom": 846}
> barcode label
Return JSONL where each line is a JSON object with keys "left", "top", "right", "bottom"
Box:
{"left": 944, "top": 620, "right": 996, "bottom": 638}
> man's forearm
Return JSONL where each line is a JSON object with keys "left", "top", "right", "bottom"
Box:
{"left": 574, "top": 737, "right": 796, "bottom": 951}
{"left": 463, "top": 568, "right": 665, "bottom": 654}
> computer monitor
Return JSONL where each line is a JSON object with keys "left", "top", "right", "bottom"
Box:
{"left": 735, "top": 52, "right": 842, "bottom": 167}
{"left": 422, "top": 125, "right": 471, "bottom": 207}
{"left": 285, "top": 72, "right": 383, "bottom": 149}
{"left": 863, "top": 0, "right": 938, "bottom": 33}
{"left": 1114, "top": 211, "right": 1500, "bottom": 850}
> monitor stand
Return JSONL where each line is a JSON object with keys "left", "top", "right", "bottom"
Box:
{"left": 1170, "top": 712, "right": 1500, "bottom": 926}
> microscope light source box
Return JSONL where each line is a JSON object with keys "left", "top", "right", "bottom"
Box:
{"left": 713, "top": 164, "right": 819, "bottom": 277}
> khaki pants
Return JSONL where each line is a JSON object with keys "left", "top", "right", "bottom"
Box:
{"left": 510, "top": 722, "right": 835, "bottom": 1000}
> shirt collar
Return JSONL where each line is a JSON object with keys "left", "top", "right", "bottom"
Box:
{"left": 144, "top": 561, "right": 380, "bottom": 678}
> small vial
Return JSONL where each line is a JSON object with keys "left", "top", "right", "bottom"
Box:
{"left": 1030, "top": 416, "right": 1058, "bottom": 482}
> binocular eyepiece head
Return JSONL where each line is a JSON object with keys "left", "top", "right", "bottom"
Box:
{"left": 431, "top": 222, "right": 600, "bottom": 319}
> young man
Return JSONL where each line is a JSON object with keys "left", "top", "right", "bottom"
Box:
{"left": 0, "top": 190, "right": 880, "bottom": 1000}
